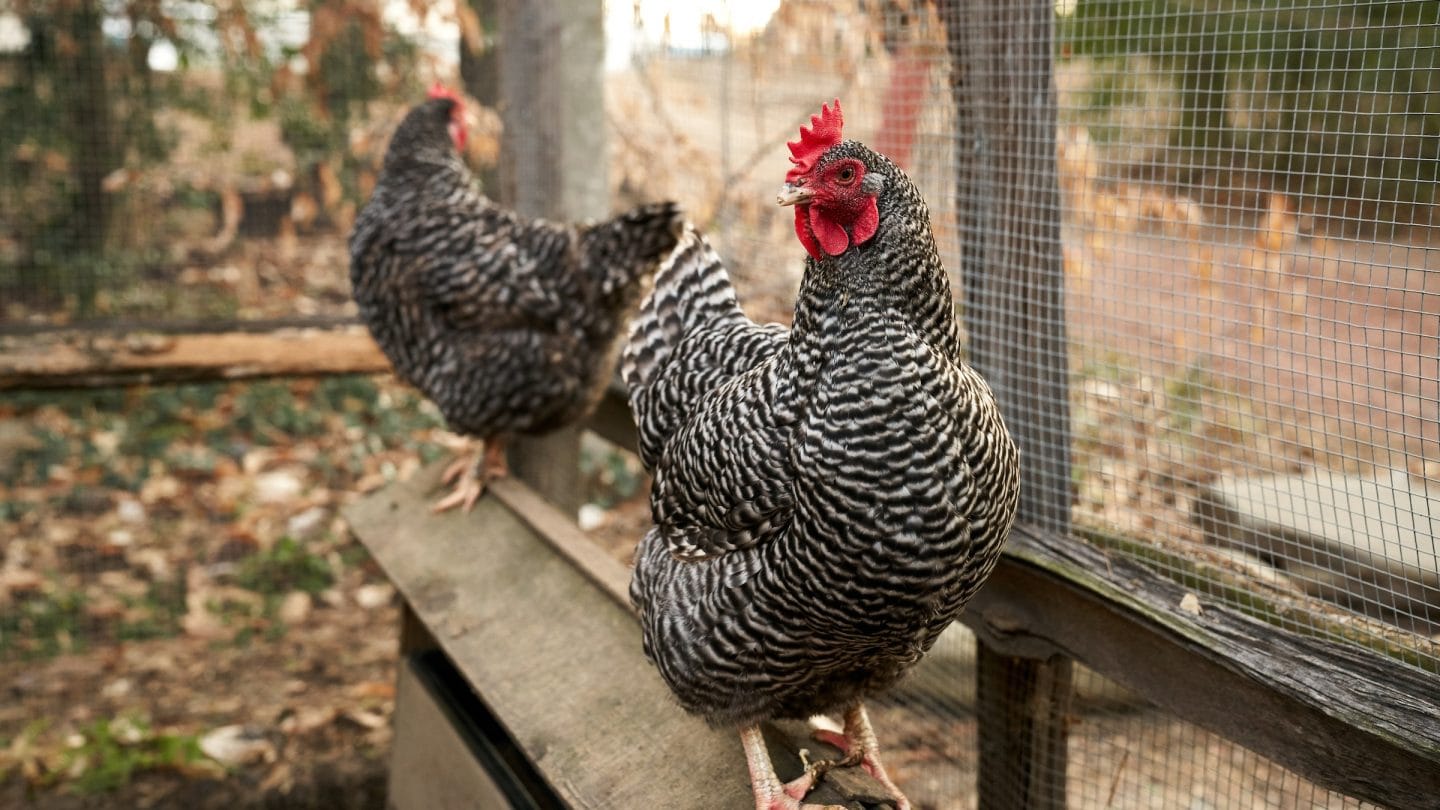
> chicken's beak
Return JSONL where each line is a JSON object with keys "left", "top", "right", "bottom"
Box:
{"left": 776, "top": 183, "right": 814, "bottom": 207}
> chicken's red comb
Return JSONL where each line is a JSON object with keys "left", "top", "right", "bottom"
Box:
{"left": 428, "top": 82, "right": 463, "bottom": 105}
{"left": 786, "top": 100, "right": 843, "bottom": 182}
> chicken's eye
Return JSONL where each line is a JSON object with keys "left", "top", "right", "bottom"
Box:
{"left": 836, "top": 165, "right": 857, "bottom": 185}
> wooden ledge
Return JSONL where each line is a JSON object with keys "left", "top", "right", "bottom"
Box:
{"left": 345, "top": 464, "right": 895, "bottom": 809}
{"left": 0, "top": 325, "right": 390, "bottom": 390}
{"left": 962, "top": 524, "right": 1440, "bottom": 807}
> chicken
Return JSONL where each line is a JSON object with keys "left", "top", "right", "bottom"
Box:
{"left": 350, "top": 85, "right": 683, "bottom": 512}
{"left": 623, "top": 100, "right": 1019, "bottom": 810}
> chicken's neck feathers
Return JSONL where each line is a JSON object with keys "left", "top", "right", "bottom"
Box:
{"left": 787, "top": 210, "right": 961, "bottom": 366}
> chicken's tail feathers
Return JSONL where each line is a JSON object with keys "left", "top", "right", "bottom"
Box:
{"left": 587, "top": 200, "right": 687, "bottom": 303}
{"left": 621, "top": 224, "right": 742, "bottom": 394}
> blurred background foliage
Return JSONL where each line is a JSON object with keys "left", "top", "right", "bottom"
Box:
{"left": 0, "top": 0, "right": 432, "bottom": 320}
{"left": 1061, "top": 0, "right": 1440, "bottom": 233}
{"left": 0, "top": 0, "right": 1436, "bottom": 320}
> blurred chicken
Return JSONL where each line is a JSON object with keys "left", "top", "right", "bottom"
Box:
{"left": 351, "top": 85, "right": 683, "bottom": 511}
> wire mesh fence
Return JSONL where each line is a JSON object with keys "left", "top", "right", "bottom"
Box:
{"left": 0, "top": 0, "right": 461, "bottom": 328}
{"left": 1, "top": 0, "right": 1436, "bottom": 806}
{"left": 613, "top": 0, "right": 1436, "bottom": 644}
{"left": 608, "top": 0, "right": 1435, "bottom": 806}
{"left": 1053, "top": 0, "right": 1440, "bottom": 654}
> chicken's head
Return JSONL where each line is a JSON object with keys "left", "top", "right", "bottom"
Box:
{"left": 777, "top": 100, "right": 882, "bottom": 261}
{"left": 427, "top": 83, "right": 468, "bottom": 153}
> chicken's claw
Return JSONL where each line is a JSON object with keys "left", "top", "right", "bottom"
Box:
{"left": 805, "top": 705, "right": 910, "bottom": 810}
{"left": 430, "top": 439, "right": 509, "bottom": 514}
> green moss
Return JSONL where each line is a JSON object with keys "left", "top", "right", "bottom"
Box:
{"left": 57, "top": 715, "right": 215, "bottom": 795}
{"left": 1074, "top": 524, "right": 1440, "bottom": 672}
{"left": 234, "top": 537, "right": 334, "bottom": 596}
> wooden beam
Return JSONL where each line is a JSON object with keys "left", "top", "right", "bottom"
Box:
{"left": 346, "top": 465, "right": 894, "bottom": 809}
{"left": 963, "top": 524, "right": 1440, "bottom": 808}
{"left": 493, "top": 0, "right": 607, "bottom": 513}
{"left": 940, "top": 1, "right": 1075, "bottom": 803}
{"left": 494, "top": 0, "right": 607, "bottom": 223}
{"left": 489, "top": 476, "right": 633, "bottom": 608}
{"left": 0, "top": 326, "right": 390, "bottom": 390}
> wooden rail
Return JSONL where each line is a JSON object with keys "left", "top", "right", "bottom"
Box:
{"left": 346, "top": 463, "right": 897, "bottom": 809}
{"left": 967, "top": 524, "right": 1440, "bottom": 808}
{"left": 0, "top": 324, "right": 390, "bottom": 390}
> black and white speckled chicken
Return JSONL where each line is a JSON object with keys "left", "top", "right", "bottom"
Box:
{"left": 350, "top": 86, "right": 683, "bottom": 512}
{"left": 623, "top": 100, "right": 1019, "bottom": 810}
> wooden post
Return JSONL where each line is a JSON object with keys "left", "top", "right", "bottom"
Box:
{"left": 942, "top": 0, "right": 1070, "bottom": 529}
{"left": 940, "top": 1, "right": 1073, "bottom": 807}
{"left": 493, "top": 0, "right": 608, "bottom": 514}
{"left": 976, "top": 647, "right": 1074, "bottom": 809}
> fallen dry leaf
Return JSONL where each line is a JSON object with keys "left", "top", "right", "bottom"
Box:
{"left": 278, "top": 591, "right": 313, "bottom": 625}
{"left": 199, "top": 725, "right": 276, "bottom": 767}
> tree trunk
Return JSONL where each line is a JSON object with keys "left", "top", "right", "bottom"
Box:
{"left": 58, "top": 0, "right": 116, "bottom": 315}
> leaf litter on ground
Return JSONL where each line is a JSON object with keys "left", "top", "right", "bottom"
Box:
{"left": 0, "top": 374, "right": 446, "bottom": 806}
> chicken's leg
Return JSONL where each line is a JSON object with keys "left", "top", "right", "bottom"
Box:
{"left": 740, "top": 725, "right": 847, "bottom": 810}
{"left": 808, "top": 703, "right": 910, "bottom": 810}
{"left": 431, "top": 437, "right": 509, "bottom": 513}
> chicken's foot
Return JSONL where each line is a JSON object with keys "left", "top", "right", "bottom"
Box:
{"left": 739, "top": 725, "right": 847, "bottom": 810}
{"left": 431, "top": 438, "right": 509, "bottom": 513}
{"left": 807, "top": 703, "right": 910, "bottom": 810}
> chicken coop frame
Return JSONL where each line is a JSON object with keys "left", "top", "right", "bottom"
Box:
{"left": 5, "top": 0, "right": 1436, "bottom": 806}
{"left": 338, "top": 2, "right": 1440, "bottom": 809}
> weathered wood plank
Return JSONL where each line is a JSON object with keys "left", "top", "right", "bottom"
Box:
{"left": 941, "top": 0, "right": 1071, "bottom": 532}
{"left": 349, "top": 467, "right": 731, "bottom": 807}
{"left": 347, "top": 466, "right": 895, "bottom": 809}
{"left": 490, "top": 476, "right": 632, "bottom": 609}
{"left": 963, "top": 524, "right": 1440, "bottom": 808}
{"left": 0, "top": 326, "right": 389, "bottom": 390}
{"left": 389, "top": 657, "right": 523, "bottom": 810}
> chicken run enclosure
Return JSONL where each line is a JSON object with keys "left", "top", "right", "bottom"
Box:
{"left": 2, "top": 0, "right": 1439, "bottom": 808}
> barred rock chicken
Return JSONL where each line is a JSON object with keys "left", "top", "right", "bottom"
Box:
{"left": 350, "top": 85, "right": 682, "bottom": 512}
{"left": 623, "top": 101, "right": 1019, "bottom": 810}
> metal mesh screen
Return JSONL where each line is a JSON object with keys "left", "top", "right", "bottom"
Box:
{"left": 0, "top": 1, "right": 447, "bottom": 328}
{"left": 2, "top": 0, "right": 1435, "bottom": 804}
{"left": 1057, "top": 0, "right": 1439, "bottom": 655}
{"left": 607, "top": 0, "right": 1435, "bottom": 805}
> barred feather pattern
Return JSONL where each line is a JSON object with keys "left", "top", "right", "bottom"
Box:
{"left": 626, "top": 142, "right": 1020, "bottom": 728}
{"left": 350, "top": 97, "right": 683, "bottom": 439}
